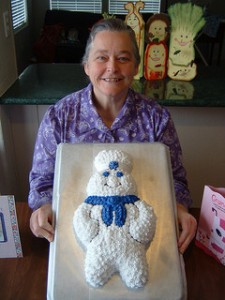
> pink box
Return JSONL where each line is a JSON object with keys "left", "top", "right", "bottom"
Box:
{"left": 196, "top": 185, "right": 225, "bottom": 265}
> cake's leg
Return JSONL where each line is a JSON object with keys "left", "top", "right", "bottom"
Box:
{"left": 119, "top": 249, "right": 148, "bottom": 288}
{"left": 85, "top": 252, "right": 115, "bottom": 287}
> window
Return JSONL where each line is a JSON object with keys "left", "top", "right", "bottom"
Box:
{"left": 109, "top": 0, "right": 161, "bottom": 14}
{"left": 50, "top": 0, "right": 102, "bottom": 13}
{"left": 11, "top": 0, "right": 27, "bottom": 31}
{"left": 49, "top": 1, "right": 161, "bottom": 14}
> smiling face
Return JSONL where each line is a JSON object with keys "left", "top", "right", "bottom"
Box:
{"left": 148, "top": 44, "right": 166, "bottom": 65}
{"left": 84, "top": 31, "right": 138, "bottom": 103}
{"left": 86, "top": 161, "right": 136, "bottom": 196}
{"left": 126, "top": 13, "right": 139, "bottom": 31}
{"left": 149, "top": 19, "right": 167, "bottom": 41}
{"left": 86, "top": 149, "right": 137, "bottom": 196}
{"left": 173, "top": 29, "right": 193, "bottom": 47}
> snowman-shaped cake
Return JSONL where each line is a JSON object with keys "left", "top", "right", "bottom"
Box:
{"left": 73, "top": 149, "right": 156, "bottom": 288}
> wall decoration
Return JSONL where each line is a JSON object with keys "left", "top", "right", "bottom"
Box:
{"left": 167, "top": 3, "right": 206, "bottom": 81}
{"left": 144, "top": 41, "right": 168, "bottom": 80}
{"left": 124, "top": 1, "right": 145, "bottom": 80}
{"left": 145, "top": 13, "right": 170, "bottom": 43}
{"left": 144, "top": 13, "right": 170, "bottom": 80}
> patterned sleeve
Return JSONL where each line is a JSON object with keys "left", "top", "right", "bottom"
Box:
{"left": 156, "top": 107, "right": 192, "bottom": 208}
{"left": 28, "top": 105, "right": 61, "bottom": 210}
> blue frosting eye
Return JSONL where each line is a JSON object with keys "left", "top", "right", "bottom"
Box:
{"left": 103, "top": 171, "right": 110, "bottom": 177}
{"left": 116, "top": 171, "right": 123, "bottom": 177}
{"left": 109, "top": 161, "right": 119, "bottom": 170}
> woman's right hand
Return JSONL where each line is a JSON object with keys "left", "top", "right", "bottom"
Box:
{"left": 30, "top": 203, "right": 55, "bottom": 242}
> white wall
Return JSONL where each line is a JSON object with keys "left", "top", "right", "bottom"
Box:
{"left": 0, "top": 0, "right": 17, "bottom": 96}
{"left": 0, "top": 107, "right": 19, "bottom": 196}
{"left": 169, "top": 107, "right": 225, "bottom": 207}
{"left": 0, "top": 0, "right": 18, "bottom": 196}
{"left": 0, "top": 105, "right": 45, "bottom": 201}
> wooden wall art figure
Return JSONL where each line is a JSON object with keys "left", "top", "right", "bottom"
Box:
{"left": 144, "top": 41, "right": 168, "bottom": 80}
{"left": 144, "top": 13, "right": 170, "bottom": 80}
{"left": 124, "top": 1, "right": 145, "bottom": 80}
{"left": 167, "top": 3, "right": 205, "bottom": 81}
{"left": 146, "top": 13, "right": 170, "bottom": 43}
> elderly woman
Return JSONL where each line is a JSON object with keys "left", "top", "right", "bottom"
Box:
{"left": 29, "top": 18, "right": 196, "bottom": 253}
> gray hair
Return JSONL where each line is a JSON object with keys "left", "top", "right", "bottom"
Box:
{"left": 82, "top": 18, "right": 140, "bottom": 67}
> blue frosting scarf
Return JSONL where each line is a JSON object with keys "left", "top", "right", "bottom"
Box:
{"left": 85, "top": 195, "right": 139, "bottom": 227}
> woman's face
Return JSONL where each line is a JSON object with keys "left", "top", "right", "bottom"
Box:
{"left": 84, "top": 31, "right": 138, "bottom": 101}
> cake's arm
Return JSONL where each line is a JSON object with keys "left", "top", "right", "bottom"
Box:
{"left": 73, "top": 203, "right": 99, "bottom": 247}
{"left": 128, "top": 200, "right": 156, "bottom": 244}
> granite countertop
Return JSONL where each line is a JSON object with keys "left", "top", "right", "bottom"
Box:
{"left": 1, "top": 63, "right": 225, "bottom": 107}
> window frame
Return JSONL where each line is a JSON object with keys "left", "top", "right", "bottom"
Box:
{"left": 49, "top": 1, "right": 162, "bottom": 14}
{"left": 50, "top": 0, "right": 102, "bottom": 13}
{"left": 11, "top": 0, "right": 28, "bottom": 33}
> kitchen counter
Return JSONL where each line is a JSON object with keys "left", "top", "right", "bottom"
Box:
{"left": 1, "top": 63, "right": 225, "bottom": 106}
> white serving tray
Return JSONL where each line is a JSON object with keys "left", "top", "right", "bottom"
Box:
{"left": 47, "top": 143, "right": 187, "bottom": 300}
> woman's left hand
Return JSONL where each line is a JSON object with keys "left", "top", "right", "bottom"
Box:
{"left": 177, "top": 203, "right": 197, "bottom": 254}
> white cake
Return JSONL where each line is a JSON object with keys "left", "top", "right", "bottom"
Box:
{"left": 73, "top": 149, "right": 156, "bottom": 289}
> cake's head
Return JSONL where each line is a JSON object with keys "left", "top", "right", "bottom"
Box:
{"left": 86, "top": 150, "right": 137, "bottom": 196}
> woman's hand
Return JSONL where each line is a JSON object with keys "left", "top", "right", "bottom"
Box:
{"left": 177, "top": 203, "right": 197, "bottom": 254}
{"left": 30, "top": 203, "right": 54, "bottom": 242}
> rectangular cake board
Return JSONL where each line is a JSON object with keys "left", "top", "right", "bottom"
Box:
{"left": 47, "top": 143, "right": 187, "bottom": 300}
